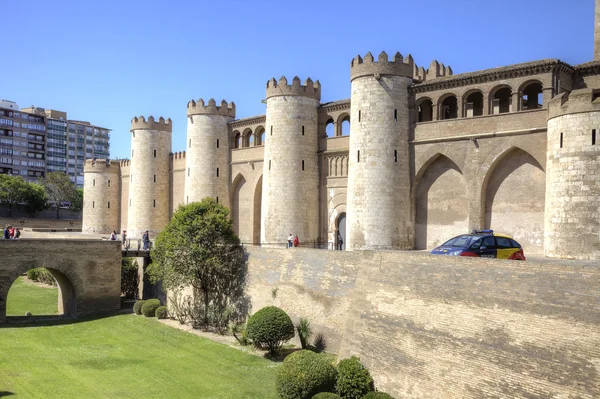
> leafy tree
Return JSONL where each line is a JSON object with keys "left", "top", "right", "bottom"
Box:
{"left": 22, "top": 183, "right": 49, "bottom": 217}
{"left": 39, "top": 172, "right": 77, "bottom": 219}
{"left": 70, "top": 188, "right": 84, "bottom": 211}
{"left": 0, "top": 174, "right": 28, "bottom": 217}
{"left": 147, "top": 198, "right": 246, "bottom": 329}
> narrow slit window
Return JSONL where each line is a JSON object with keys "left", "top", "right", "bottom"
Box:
{"left": 93, "top": 179, "right": 95, "bottom": 186}
{"left": 189, "top": 139, "right": 191, "bottom": 148}
{"left": 92, "top": 201, "right": 95, "bottom": 208}
{"left": 358, "top": 110, "right": 361, "bottom": 122}
{"left": 187, "top": 168, "right": 190, "bottom": 177}
{"left": 153, "top": 199, "right": 156, "bottom": 208}
{"left": 153, "top": 149, "right": 156, "bottom": 158}
{"left": 302, "top": 160, "right": 305, "bottom": 170}
{"left": 270, "top": 126, "right": 273, "bottom": 136}
{"left": 216, "top": 168, "right": 219, "bottom": 177}
{"left": 132, "top": 149, "right": 134, "bottom": 157}
{"left": 108, "top": 180, "right": 111, "bottom": 187}
{"left": 269, "top": 160, "right": 271, "bottom": 170}
{"left": 560, "top": 132, "right": 563, "bottom": 148}
{"left": 129, "top": 199, "right": 131, "bottom": 207}
{"left": 302, "top": 126, "right": 305, "bottom": 136}
{"left": 394, "top": 109, "right": 397, "bottom": 121}
{"left": 593, "top": 129, "right": 597, "bottom": 145}
{"left": 358, "top": 150, "right": 360, "bottom": 163}
{"left": 394, "top": 150, "right": 397, "bottom": 162}
{"left": 216, "top": 139, "right": 219, "bottom": 148}
{"left": 216, "top": 197, "right": 219, "bottom": 204}
{"left": 154, "top": 175, "right": 156, "bottom": 183}
{"left": 108, "top": 201, "right": 110, "bottom": 209}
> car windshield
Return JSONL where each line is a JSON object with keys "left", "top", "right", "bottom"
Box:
{"left": 441, "top": 235, "right": 480, "bottom": 248}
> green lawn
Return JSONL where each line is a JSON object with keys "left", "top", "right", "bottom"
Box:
{"left": 0, "top": 282, "right": 279, "bottom": 398}
{"left": 6, "top": 276, "right": 59, "bottom": 316}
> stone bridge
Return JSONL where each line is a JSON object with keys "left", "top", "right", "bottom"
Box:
{"left": 0, "top": 240, "right": 122, "bottom": 323}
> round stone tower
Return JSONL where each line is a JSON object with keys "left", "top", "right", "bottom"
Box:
{"left": 128, "top": 116, "right": 172, "bottom": 239}
{"left": 346, "top": 51, "right": 414, "bottom": 250}
{"left": 261, "top": 76, "right": 321, "bottom": 245}
{"left": 545, "top": 89, "right": 600, "bottom": 259}
{"left": 185, "top": 98, "right": 235, "bottom": 207}
{"left": 82, "top": 159, "right": 121, "bottom": 234}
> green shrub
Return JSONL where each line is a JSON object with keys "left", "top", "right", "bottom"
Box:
{"left": 121, "top": 258, "right": 139, "bottom": 299}
{"left": 276, "top": 349, "right": 337, "bottom": 399}
{"left": 361, "top": 392, "right": 394, "bottom": 399}
{"left": 229, "top": 321, "right": 251, "bottom": 346}
{"left": 133, "top": 300, "right": 146, "bottom": 315}
{"left": 247, "top": 306, "right": 294, "bottom": 356}
{"left": 27, "top": 268, "right": 56, "bottom": 286}
{"left": 336, "top": 356, "right": 373, "bottom": 398}
{"left": 142, "top": 299, "right": 161, "bottom": 317}
{"left": 312, "top": 393, "right": 341, "bottom": 399}
{"left": 296, "top": 317, "right": 313, "bottom": 349}
{"left": 155, "top": 306, "right": 168, "bottom": 319}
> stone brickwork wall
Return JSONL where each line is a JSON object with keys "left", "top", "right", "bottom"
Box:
{"left": 545, "top": 89, "right": 600, "bottom": 259}
{"left": 262, "top": 77, "right": 321, "bottom": 245}
{"left": 171, "top": 152, "right": 186, "bottom": 216}
{"left": 128, "top": 117, "right": 172, "bottom": 239}
{"left": 246, "top": 246, "right": 600, "bottom": 399}
{"left": 347, "top": 52, "right": 414, "bottom": 250}
{"left": 0, "top": 240, "right": 122, "bottom": 323}
{"left": 82, "top": 159, "right": 121, "bottom": 234}
{"left": 119, "top": 160, "right": 130, "bottom": 231}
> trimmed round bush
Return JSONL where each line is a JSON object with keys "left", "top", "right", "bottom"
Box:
{"left": 155, "top": 306, "right": 168, "bottom": 319}
{"left": 247, "top": 306, "right": 294, "bottom": 356}
{"left": 276, "top": 349, "right": 338, "bottom": 399}
{"left": 362, "top": 392, "right": 395, "bottom": 399}
{"left": 133, "top": 300, "right": 146, "bottom": 315}
{"left": 141, "top": 299, "right": 161, "bottom": 317}
{"left": 312, "top": 393, "right": 341, "bottom": 399}
{"left": 336, "top": 356, "right": 373, "bottom": 398}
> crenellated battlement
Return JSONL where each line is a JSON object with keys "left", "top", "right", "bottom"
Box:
{"left": 350, "top": 51, "right": 415, "bottom": 81}
{"left": 187, "top": 99, "right": 236, "bottom": 118}
{"left": 84, "top": 158, "right": 120, "bottom": 173}
{"left": 413, "top": 60, "right": 454, "bottom": 82}
{"left": 170, "top": 151, "right": 186, "bottom": 160}
{"left": 130, "top": 116, "right": 172, "bottom": 133}
{"left": 548, "top": 89, "right": 600, "bottom": 120}
{"left": 265, "top": 76, "right": 321, "bottom": 101}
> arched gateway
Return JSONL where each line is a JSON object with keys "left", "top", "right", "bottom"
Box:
{"left": 0, "top": 240, "right": 122, "bottom": 323}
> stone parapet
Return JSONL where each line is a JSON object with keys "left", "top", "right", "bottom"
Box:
{"left": 84, "top": 159, "right": 121, "bottom": 174}
{"left": 547, "top": 89, "right": 600, "bottom": 120}
{"left": 130, "top": 116, "right": 172, "bottom": 133}
{"left": 350, "top": 51, "right": 414, "bottom": 81}
{"left": 265, "top": 76, "right": 321, "bottom": 101}
{"left": 187, "top": 98, "right": 236, "bottom": 118}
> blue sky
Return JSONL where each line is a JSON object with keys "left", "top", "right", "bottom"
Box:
{"left": 1, "top": 0, "right": 594, "bottom": 159}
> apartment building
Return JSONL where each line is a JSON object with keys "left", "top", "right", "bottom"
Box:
{"left": 0, "top": 100, "right": 111, "bottom": 187}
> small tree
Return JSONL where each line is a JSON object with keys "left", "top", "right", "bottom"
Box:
{"left": 296, "top": 317, "right": 313, "bottom": 349}
{"left": 147, "top": 198, "right": 247, "bottom": 329}
{"left": 247, "top": 306, "right": 295, "bottom": 356}
{"left": 336, "top": 356, "right": 373, "bottom": 398}
{"left": 0, "top": 174, "right": 28, "bottom": 217}
{"left": 39, "top": 172, "right": 77, "bottom": 219}
{"left": 70, "top": 188, "right": 84, "bottom": 212}
{"left": 121, "top": 258, "right": 139, "bottom": 300}
{"left": 22, "top": 182, "right": 48, "bottom": 217}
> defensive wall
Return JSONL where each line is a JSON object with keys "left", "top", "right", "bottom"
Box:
{"left": 245, "top": 246, "right": 600, "bottom": 399}
{"left": 0, "top": 240, "right": 122, "bottom": 323}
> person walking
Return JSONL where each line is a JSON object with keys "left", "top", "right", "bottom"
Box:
{"left": 142, "top": 231, "right": 150, "bottom": 250}
{"left": 109, "top": 230, "right": 117, "bottom": 240}
{"left": 287, "top": 233, "right": 293, "bottom": 249}
{"left": 122, "top": 230, "right": 127, "bottom": 249}
{"left": 293, "top": 235, "right": 300, "bottom": 248}
{"left": 14, "top": 228, "right": 21, "bottom": 240}
{"left": 9, "top": 226, "right": 15, "bottom": 239}
{"left": 3, "top": 226, "right": 10, "bottom": 239}
{"left": 337, "top": 233, "right": 344, "bottom": 250}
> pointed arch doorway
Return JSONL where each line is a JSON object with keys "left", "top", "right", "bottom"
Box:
{"left": 337, "top": 212, "right": 346, "bottom": 250}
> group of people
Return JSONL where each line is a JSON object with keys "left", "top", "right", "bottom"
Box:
{"left": 3, "top": 225, "right": 21, "bottom": 240}
{"left": 109, "top": 229, "right": 150, "bottom": 250}
{"left": 287, "top": 233, "right": 300, "bottom": 248}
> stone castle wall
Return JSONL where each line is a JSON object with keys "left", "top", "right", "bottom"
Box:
{"left": 245, "top": 246, "right": 600, "bottom": 399}
{"left": 82, "top": 160, "right": 121, "bottom": 234}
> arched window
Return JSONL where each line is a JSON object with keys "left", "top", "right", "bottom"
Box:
{"left": 234, "top": 133, "right": 241, "bottom": 149}
{"left": 340, "top": 115, "right": 350, "bottom": 136}
{"left": 247, "top": 133, "right": 254, "bottom": 147}
{"left": 492, "top": 87, "right": 512, "bottom": 114}
{"left": 521, "top": 82, "right": 543, "bottom": 110}
{"left": 418, "top": 99, "right": 433, "bottom": 122}
{"left": 325, "top": 118, "right": 335, "bottom": 138}
{"left": 440, "top": 95, "right": 458, "bottom": 120}
{"left": 464, "top": 91, "right": 484, "bottom": 117}
{"left": 255, "top": 127, "right": 265, "bottom": 145}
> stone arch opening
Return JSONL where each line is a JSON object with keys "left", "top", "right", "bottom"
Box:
{"left": 483, "top": 148, "right": 545, "bottom": 253}
{"left": 233, "top": 131, "right": 241, "bottom": 149}
{"left": 417, "top": 98, "right": 434, "bottom": 122}
{"left": 440, "top": 95, "right": 458, "bottom": 120}
{"left": 338, "top": 114, "right": 350, "bottom": 136}
{"left": 243, "top": 128, "right": 253, "bottom": 148}
{"left": 415, "top": 155, "right": 468, "bottom": 250}
{"left": 336, "top": 212, "right": 346, "bottom": 250}
{"left": 231, "top": 174, "right": 249, "bottom": 242}
{"left": 325, "top": 118, "right": 335, "bottom": 137}
{"left": 464, "top": 90, "right": 484, "bottom": 117}
{"left": 255, "top": 126, "right": 265, "bottom": 146}
{"left": 521, "top": 81, "right": 543, "bottom": 110}
{"left": 253, "top": 175, "right": 262, "bottom": 245}
{"left": 2, "top": 265, "right": 77, "bottom": 321}
{"left": 491, "top": 86, "right": 512, "bottom": 114}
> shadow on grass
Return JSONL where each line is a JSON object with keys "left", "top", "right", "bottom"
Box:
{"left": 0, "top": 392, "right": 15, "bottom": 397}
{"left": 0, "top": 305, "right": 134, "bottom": 329}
